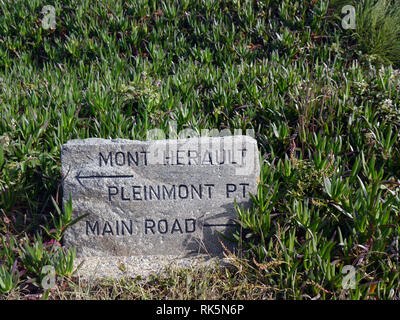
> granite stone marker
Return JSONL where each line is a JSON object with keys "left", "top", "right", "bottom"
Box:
{"left": 61, "top": 135, "right": 259, "bottom": 258}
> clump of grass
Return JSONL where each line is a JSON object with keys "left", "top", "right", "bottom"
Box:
{"left": 329, "top": 0, "right": 400, "bottom": 68}
{"left": 356, "top": 0, "right": 400, "bottom": 67}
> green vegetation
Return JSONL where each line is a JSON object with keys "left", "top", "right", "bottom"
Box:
{"left": 1, "top": 0, "right": 400, "bottom": 299}
{"left": 329, "top": 0, "right": 400, "bottom": 67}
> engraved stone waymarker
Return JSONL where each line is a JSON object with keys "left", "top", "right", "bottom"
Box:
{"left": 61, "top": 135, "right": 260, "bottom": 262}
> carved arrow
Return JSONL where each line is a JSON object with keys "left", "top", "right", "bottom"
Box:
{"left": 75, "top": 171, "right": 134, "bottom": 186}
{"left": 203, "top": 223, "right": 236, "bottom": 227}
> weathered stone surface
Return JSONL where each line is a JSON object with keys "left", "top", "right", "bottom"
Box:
{"left": 61, "top": 135, "right": 259, "bottom": 259}
{"left": 72, "top": 254, "right": 232, "bottom": 280}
